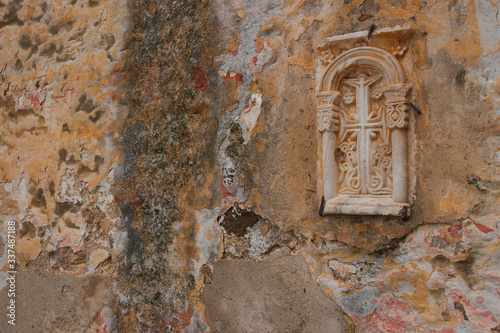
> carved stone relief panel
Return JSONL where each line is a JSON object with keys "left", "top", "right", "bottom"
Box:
{"left": 316, "top": 27, "right": 414, "bottom": 216}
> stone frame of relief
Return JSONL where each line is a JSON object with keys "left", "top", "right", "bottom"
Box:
{"left": 316, "top": 26, "right": 415, "bottom": 216}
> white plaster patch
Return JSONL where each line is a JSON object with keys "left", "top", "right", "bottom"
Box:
{"left": 393, "top": 224, "right": 467, "bottom": 263}
{"left": 328, "top": 259, "right": 357, "bottom": 279}
{"left": 340, "top": 286, "right": 383, "bottom": 317}
{"left": 99, "top": 306, "right": 117, "bottom": 333}
{"left": 3, "top": 181, "right": 13, "bottom": 193}
{"left": 57, "top": 169, "right": 87, "bottom": 205}
{"left": 50, "top": 213, "right": 87, "bottom": 252}
{"left": 468, "top": 54, "right": 500, "bottom": 118}
{"left": 116, "top": 292, "right": 130, "bottom": 306}
{"left": 183, "top": 309, "right": 211, "bottom": 333}
{"left": 237, "top": 93, "right": 263, "bottom": 144}
{"left": 478, "top": 250, "right": 500, "bottom": 283}
{"left": 247, "top": 220, "right": 277, "bottom": 260}
{"left": 393, "top": 280, "right": 417, "bottom": 297}
{"left": 112, "top": 229, "right": 128, "bottom": 254}
{"left": 18, "top": 175, "right": 28, "bottom": 219}
{"left": 468, "top": 0, "right": 500, "bottom": 117}
{"left": 96, "top": 175, "right": 121, "bottom": 223}
{"left": 193, "top": 209, "right": 222, "bottom": 281}
{"left": 427, "top": 266, "right": 456, "bottom": 290}
{"left": 316, "top": 264, "right": 349, "bottom": 308}
{"left": 474, "top": 0, "right": 500, "bottom": 54}
{"left": 461, "top": 218, "right": 498, "bottom": 248}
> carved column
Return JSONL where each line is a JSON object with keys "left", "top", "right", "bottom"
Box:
{"left": 384, "top": 85, "right": 411, "bottom": 203}
{"left": 317, "top": 91, "right": 341, "bottom": 201}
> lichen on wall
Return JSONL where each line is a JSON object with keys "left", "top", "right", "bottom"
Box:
{"left": 1, "top": 0, "right": 499, "bottom": 332}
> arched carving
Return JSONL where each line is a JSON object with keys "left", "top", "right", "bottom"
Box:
{"left": 318, "top": 46, "right": 405, "bottom": 92}
{"left": 316, "top": 46, "right": 411, "bottom": 216}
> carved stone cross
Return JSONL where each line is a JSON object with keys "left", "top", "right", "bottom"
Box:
{"left": 343, "top": 74, "right": 384, "bottom": 195}
{"left": 316, "top": 45, "right": 411, "bottom": 216}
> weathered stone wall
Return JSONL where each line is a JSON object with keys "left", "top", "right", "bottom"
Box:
{"left": 0, "top": 0, "right": 127, "bottom": 330}
{"left": 0, "top": 0, "right": 499, "bottom": 332}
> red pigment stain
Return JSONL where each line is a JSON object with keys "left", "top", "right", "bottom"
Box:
{"left": 164, "top": 310, "right": 192, "bottom": 330}
{"left": 473, "top": 221, "right": 494, "bottom": 234}
{"left": 221, "top": 180, "right": 235, "bottom": 198}
{"left": 108, "top": 67, "right": 127, "bottom": 85}
{"left": 234, "top": 73, "right": 243, "bottom": 84}
{"left": 29, "top": 93, "right": 40, "bottom": 107}
{"left": 354, "top": 296, "right": 418, "bottom": 332}
{"left": 99, "top": 311, "right": 110, "bottom": 333}
{"left": 103, "top": 89, "right": 117, "bottom": 102}
{"left": 214, "top": 48, "right": 238, "bottom": 58}
{"left": 255, "top": 42, "right": 265, "bottom": 53}
{"left": 448, "top": 225, "right": 463, "bottom": 238}
{"left": 191, "top": 66, "right": 208, "bottom": 91}
{"left": 223, "top": 72, "right": 244, "bottom": 85}
{"left": 114, "top": 195, "right": 125, "bottom": 203}
{"left": 114, "top": 190, "right": 141, "bottom": 205}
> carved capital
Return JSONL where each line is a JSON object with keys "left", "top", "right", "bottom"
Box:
{"left": 383, "top": 84, "right": 411, "bottom": 129}
{"left": 386, "top": 103, "right": 409, "bottom": 129}
{"left": 316, "top": 91, "right": 341, "bottom": 132}
{"left": 316, "top": 91, "right": 342, "bottom": 107}
{"left": 317, "top": 109, "right": 339, "bottom": 132}
{"left": 382, "top": 84, "right": 411, "bottom": 103}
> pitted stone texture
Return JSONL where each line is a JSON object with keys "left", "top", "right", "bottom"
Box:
{"left": 202, "top": 250, "right": 347, "bottom": 333}
{"left": 0, "top": 271, "right": 111, "bottom": 332}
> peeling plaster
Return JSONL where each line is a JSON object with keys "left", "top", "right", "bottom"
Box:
{"left": 1, "top": 0, "right": 500, "bottom": 331}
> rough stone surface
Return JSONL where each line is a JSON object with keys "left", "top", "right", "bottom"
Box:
{"left": 0, "top": 271, "right": 110, "bottom": 332}
{"left": 0, "top": 0, "right": 499, "bottom": 331}
{"left": 202, "top": 250, "right": 348, "bottom": 333}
